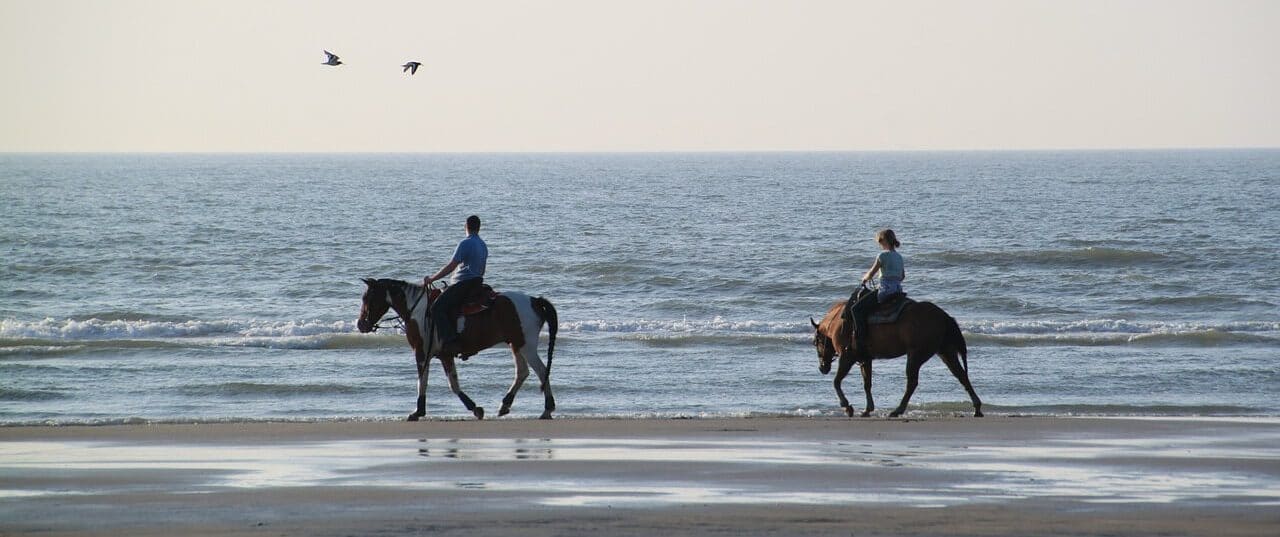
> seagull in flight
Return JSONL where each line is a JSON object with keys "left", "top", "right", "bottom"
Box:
{"left": 322, "top": 50, "right": 342, "bottom": 66}
{"left": 402, "top": 61, "right": 422, "bottom": 75}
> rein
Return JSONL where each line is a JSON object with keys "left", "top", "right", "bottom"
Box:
{"left": 370, "top": 284, "right": 431, "bottom": 333}
{"left": 371, "top": 315, "right": 404, "bottom": 333}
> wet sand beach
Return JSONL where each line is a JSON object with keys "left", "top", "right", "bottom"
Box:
{"left": 2, "top": 416, "right": 1278, "bottom": 536}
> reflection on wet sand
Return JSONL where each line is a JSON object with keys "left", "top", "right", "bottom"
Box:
{"left": 417, "top": 438, "right": 555, "bottom": 461}
{"left": 3, "top": 429, "right": 1279, "bottom": 508}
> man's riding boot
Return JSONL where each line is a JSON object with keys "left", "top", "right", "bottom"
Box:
{"left": 430, "top": 277, "right": 482, "bottom": 360}
{"left": 437, "top": 339, "right": 461, "bottom": 359}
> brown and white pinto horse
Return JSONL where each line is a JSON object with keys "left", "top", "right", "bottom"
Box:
{"left": 357, "top": 278, "right": 558, "bottom": 420}
{"left": 810, "top": 296, "right": 983, "bottom": 418}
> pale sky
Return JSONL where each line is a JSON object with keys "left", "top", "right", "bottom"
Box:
{"left": 2, "top": 0, "right": 1277, "bottom": 152}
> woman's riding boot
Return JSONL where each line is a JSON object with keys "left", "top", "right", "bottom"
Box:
{"left": 853, "top": 322, "right": 871, "bottom": 362}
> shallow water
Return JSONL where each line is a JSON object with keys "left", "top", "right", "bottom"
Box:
{"left": 2, "top": 151, "right": 1278, "bottom": 423}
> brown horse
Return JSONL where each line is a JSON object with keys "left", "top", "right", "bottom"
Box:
{"left": 357, "top": 278, "right": 558, "bottom": 421}
{"left": 810, "top": 295, "right": 983, "bottom": 418}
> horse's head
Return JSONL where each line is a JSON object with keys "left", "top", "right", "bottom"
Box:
{"left": 357, "top": 278, "right": 392, "bottom": 333}
{"left": 812, "top": 317, "right": 835, "bottom": 375}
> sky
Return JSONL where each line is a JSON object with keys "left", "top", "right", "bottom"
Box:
{"left": 1, "top": 0, "right": 1278, "bottom": 152}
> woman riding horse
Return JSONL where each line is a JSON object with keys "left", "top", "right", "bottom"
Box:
{"left": 815, "top": 229, "right": 983, "bottom": 418}
{"left": 844, "top": 229, "right": 904, "bottom": 361}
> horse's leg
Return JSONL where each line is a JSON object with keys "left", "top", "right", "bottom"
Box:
{"left": 521, "top": 344, "right": 555, "bottom": 420}
{"left": 440, "top": 356, "right": 484, "bottom": 420}
{"left": 832, "top": 354, "right": 856, "bottom": 417}
{"left": 408, "top": 352, "right": 428, "bottom": 421}
{"left": 498, "top": 344, "right": 529, "bottom": 417}
{"left": 859, "top": 359, "right": 875, "bottom": 417}
{"left": 889, "top": 353, "right": 928, "bottom": 418}
{"left": 940, "top": 351, "right": 984, "bottom": 417}
{"left": 506, "top": 297, "right": 554, "bottom": 420}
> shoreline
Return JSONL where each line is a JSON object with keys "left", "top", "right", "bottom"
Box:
{"left": 4, "top": 411, "right": 1276, "bottom": 430}
{"left": 3, "top": 416, "right": 1279, "bottom": 536}
{"left": 4, "top": 413, "right": 1279, "bottom": 440}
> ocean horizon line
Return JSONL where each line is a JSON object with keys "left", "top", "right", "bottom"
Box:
{"left": 3, "top": 146, "right": 1279, "bottom": 156}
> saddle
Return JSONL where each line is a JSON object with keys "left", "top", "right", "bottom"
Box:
{"left": 428, "top": 284, "right": 500, "bottom": 317}
{"left": 867, "top": 293, "right": 914, "bottom": 325}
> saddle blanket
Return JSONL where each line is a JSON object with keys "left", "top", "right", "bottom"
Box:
{"left": 454, "top": 286, "right": 500, "bottom": 333}
{"left": 868, "top": 295, "right": 915, "bottom": 325}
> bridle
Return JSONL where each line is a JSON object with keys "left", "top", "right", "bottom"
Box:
{"left": 365, "top": 282, "right": 433, "bottom": 333}
{"left": 817, "top": 335, "right": 834, "bottom": 365}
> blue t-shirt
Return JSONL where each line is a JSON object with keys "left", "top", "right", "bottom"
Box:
{"left": 450, "top": 234, "right": 488, "bottom": 283}
{"left": 877, "top": 250, "right": 904, "bottom": 282}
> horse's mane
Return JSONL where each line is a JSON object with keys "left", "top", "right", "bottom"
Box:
{"left": 371, "top": 278, "right": 423, "bottom": 291}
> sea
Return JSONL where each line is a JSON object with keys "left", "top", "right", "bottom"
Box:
{"left": 2, "top": 151, "right": 1278, "bottom": 425}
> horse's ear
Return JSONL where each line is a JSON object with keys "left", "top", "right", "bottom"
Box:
{"left": 810, "top": 317, "right": 819, "bottom": 329}
{"left": 361, "top": 278, "right": 373, "bottom": 286}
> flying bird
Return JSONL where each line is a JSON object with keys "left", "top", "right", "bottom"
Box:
{"left": 322, "top": 50, "right": 342, "bottom": 66}
{"left": 402, "top": 61, "right": 422, "bottom": 75}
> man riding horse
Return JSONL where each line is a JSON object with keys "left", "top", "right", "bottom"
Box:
{"left": 424, "top": 214, "right": 488, "bottom": 359}
{"left": 359, "top": 212, "right": 559, "bottom": 419}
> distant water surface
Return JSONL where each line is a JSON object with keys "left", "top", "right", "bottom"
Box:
{"left": 1, "top": 151, "right": 1278, "bottom": 424}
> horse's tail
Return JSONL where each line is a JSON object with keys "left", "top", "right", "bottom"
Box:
{"left": 532, "top": 296, "right": 557, "bottom": 390}
{"left": 945, "top": 312, "right": 969, "bottom": 373}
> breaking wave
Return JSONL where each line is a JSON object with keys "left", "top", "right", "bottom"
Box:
{"left": 565, "top": 318, "right": 1279, "bottom": 348}
{"left": 2, "top": 316, "right": 1277, "bottom": 357}
{"left": 0, "top": 317, "right": 403, "bottom": 354}
{"left": 0, "top": 317, "right": 354, "bottom": 340}
{"left": 963, "top": 319, "right": 1280, "bottom": 347}
{"left": 565, "top": 318, "right": 800, "bottom": 334}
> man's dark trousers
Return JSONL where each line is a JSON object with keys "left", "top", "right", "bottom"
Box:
{"left": 431, "top": 277, "right": 484, "bottom": 345}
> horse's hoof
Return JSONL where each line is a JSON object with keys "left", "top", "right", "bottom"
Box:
{"left": 473, "top": 407, "right": 485, "bottom": 420}
{"left": 889, "top": 411, "right": 903, "bottom": 418}
{"left": 860, "top": 410, "right": 872, "bottom": 418}
{"left": 539, "top": 413, "right": 553, "bottom": 420}
{"left": 843, "top": 406, "right": 855, "bottom": 418}
{"left": 498, "top": 406, "right": 511, "bottom": 417}
{"left": 407, "top": 413, "right": 421, "bottom": 422}
{"left": 974, "top": 410, "right": 985, "bottom": 418}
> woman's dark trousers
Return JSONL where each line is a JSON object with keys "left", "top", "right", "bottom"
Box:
{"left": 843, "top": 290, "right": 879, "bottom": 360}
